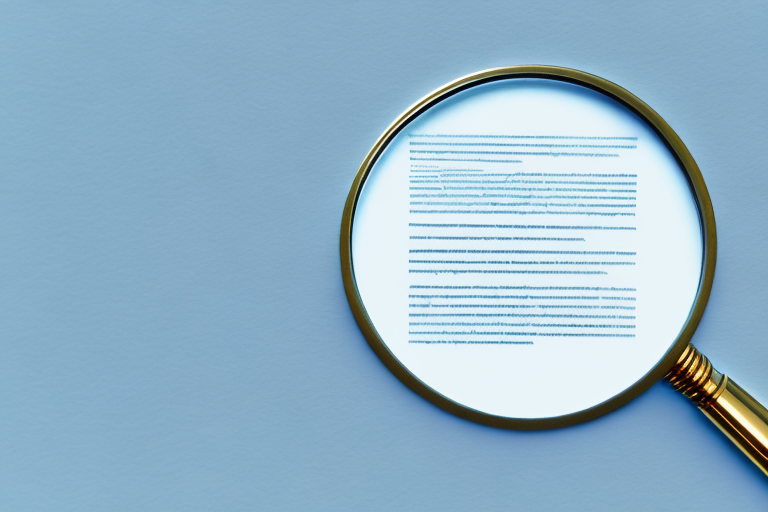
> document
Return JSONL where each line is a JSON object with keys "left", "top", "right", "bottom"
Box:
{"left": 407, "top": 134, "right": 638, "bottom": 345}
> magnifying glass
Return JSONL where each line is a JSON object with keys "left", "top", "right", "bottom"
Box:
{"left": 340, "top": 65, "right": 768, "bottom": 476}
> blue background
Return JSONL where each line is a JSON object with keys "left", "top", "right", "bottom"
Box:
{"left": 1, "top": 1, "right": 766, "bottom": 510}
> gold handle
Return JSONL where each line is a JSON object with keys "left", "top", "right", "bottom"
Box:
{"left": 665, "top": 344, "right": 768, "bottom": 476}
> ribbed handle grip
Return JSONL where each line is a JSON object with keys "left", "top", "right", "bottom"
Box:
{"left": 665, "top": 344, "right": 768, "bottom": 476}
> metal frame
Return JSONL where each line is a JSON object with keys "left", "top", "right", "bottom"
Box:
{"left": 340, "top": 65, "right": 717, "bottom": 430}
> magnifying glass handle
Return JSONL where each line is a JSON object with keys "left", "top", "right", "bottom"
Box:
{"left": 666, "top": 344, "right": 768, "bottom": 476}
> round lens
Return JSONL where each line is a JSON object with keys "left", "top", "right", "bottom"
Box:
{"left": 343, "top": 69, "right": 713, "bottom": 426}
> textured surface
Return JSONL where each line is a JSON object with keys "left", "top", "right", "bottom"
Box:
{"left": 1, "top": 1, "right": 767, "bottom": 510}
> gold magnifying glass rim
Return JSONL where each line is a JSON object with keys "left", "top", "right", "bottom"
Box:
{"left": 340, "top": 65, "right": 717, "bottom": 430}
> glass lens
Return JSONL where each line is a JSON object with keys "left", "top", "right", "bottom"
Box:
{"left": 351, "top": 79, "right": 703, "bottom": 419}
